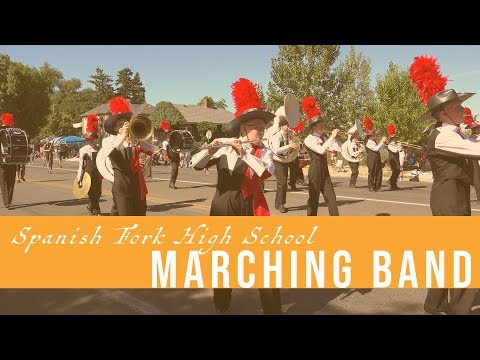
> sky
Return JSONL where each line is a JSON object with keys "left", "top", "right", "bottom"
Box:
{"left": 1, "top": 45, "right": 480, "bottom": 116}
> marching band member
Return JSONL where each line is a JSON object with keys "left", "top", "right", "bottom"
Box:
{"left": 462, "top": 107, "right": 480, "bottom": 204}
{"left": 346, "top": 127, "right": 361, "bottom": 188}
{"left": 410, "top": 55, "right": 480, "bottom": 314}
{"left": 302, "top": 97, "right": 340, "bottom": 216}
{"left": 44, "top": 138, "right": 54, "bottom": 174}
{"left": 269, "top": 117, "right": 299, "bottom": 213}
{"left": 364, "top": 117, "right": 387, "bottom": 192}
{"left": 0, "top": 113, "right": 18, "bottom": 209}
{"left": 102, "top": 96, "right": 160, "bottom": 216}
{"left": 191, "top": 78, "right": 281, "bottom": 315}
{"left": 386, "top": 124, "right": 403, "bottom": 191}
{"left": 77, "top": 114, "right": 102, "bottom": 216}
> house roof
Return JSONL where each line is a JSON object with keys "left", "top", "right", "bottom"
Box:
{"left": 172, "top": 104, "right": 233, "bottom": 124}
{"left": 80, "top": 100, "right": 155, "bottom": 117}
{"left": 80, "top": 101, "right": 234, "bottom": 125}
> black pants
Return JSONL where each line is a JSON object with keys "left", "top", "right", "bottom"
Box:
{"left": 88, "top": 176, "right": 102, "bottom": 214}
{"left": 367, "top": 158, "right": 382, "bottom": 190}
{"left": 307, "top": 178, "right": 339, "bottom": 216}
{"left": 388, "top": 160, "right": 400, "bottom": 188}
{"left": 214, "top": 288, "right": 282, "bottom": 314}
{"left": 170, "top": 161, "right": 179, "bottom": 184}
{"left": 16, "top": 163, "right": 25, "bottom": 179}
{"left": 274, "top": 161, "right": 289, "bottom": 207}
{"left": 424, "top": 288, "right": 477, "bottom": 315}
{"left": 288, "top": 159, "right": 299, "bottom": 186}
{"left": 349, "top": 162, "right": 359, "bottom": 186}
{"left": 46, "top": 152, "right": 53, "bottom": 170}
{"left": 0, "top": 164, "right": 16, "bottom": 206}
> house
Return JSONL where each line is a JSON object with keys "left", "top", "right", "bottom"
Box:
{"left": 75, "top": 99, "right": 233, "bottom": 142}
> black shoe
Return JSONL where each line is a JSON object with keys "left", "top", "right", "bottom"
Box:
{"left": 297, "top": 180, "right": 307, "bottom": 186}
{"left": 17, "top": 179, "right": 21, "bottom": 183}
{"left": 376, "top": 188, "right": 383, "bottom": 192}
{"left": 5, "top": 204, "right": 11, "bottom": 209}
{"left": 92, "top": 209, "right": 100, "bottom": 216}
{"left": 289, "top": 184, "right": 298, "bottom": 190}
{"left": 369, "top": 187, "right": 375, "bottom": 192}
{"left": 424, "top": 305, "right": 448, "bottom": 315}
{"left": 86, "top": 205, "right": 93, "bottom": 214}
{"left": 349, "top": 185, "right": 356, "bottom": 188}
{"left": 21, "top": 177, "right": 26, "bottom": 182}
{"left": 275, "top": 205, "right": 288, "bottom": 213}
{"left": 169, "top": 183, "right": 177, "bottom": 189}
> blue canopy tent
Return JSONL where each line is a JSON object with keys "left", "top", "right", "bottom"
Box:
{"left": 60, "top": 136, "right": 85, "bottom": 144}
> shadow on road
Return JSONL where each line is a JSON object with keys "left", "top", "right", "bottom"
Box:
{"left": 30, "top": 179, "right": 71, "bottom": 183}
{"left": 286, "top": 199, "right": 364, "bottom": 212}
{"left": 11, "top": 198, "right": 107, "bottom": 210}
{"left": 147, "top": 198, "right": 207, "bottom": 212}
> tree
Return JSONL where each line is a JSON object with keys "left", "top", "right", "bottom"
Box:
{"left": 88, "top": 67, "right": 115, "bottom": 103}
{"left": 0, "top": 55, "right": 55, "bottom": 138}
{"left": 257, "top": 84, "right": 267, "bottom": 109}
{"left": 58, "top": 88, "right": 99, "bottom": 120}
{"left": 115, "top": 68, "right": 134, "bottom": 99}
{"left": 197, "top": 96, "right": 227, "bottom": 109}
{"left": 150, "top": 101, "right": 187, "bottom": 130}
{"left": 368, "top": 62, "right": 427, "bottom": 144}
{"left": 214, "top": 98, "right": 227, "bottom": 109}
{"left": 39, "top": 103, "right": 80, "bottom": 138}
{"left": 130, "top": 72, "right": 146, "bottom": 103}
{"left": 330, "top": 46, "right": 374, "bottom": 130}
{"left": 267, "top": 45, "right": 341, "bottom": 116}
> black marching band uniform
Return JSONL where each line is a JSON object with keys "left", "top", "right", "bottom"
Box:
{"left": 77, "top": 114, "right": 102, "bottom": 216}
{"left": 269, "top": 117, "right": 297, "bottom": 213}
{"left": 167, "top": 140, "right": 180, "bottom": 189}
{"left": 410, "top": 55, "right": 480, "bottom": 314}
{"left": 386, "top": 124, "right": 403, "bottom": 191}
{"left": 192, "top": 78, "right": 282, "bottom": 314}
{"left": 103, "top": 96, "right": 159, "bottom": 216}
{"left": 364, "top": 117, "right": 386, "bottom": 192}
{"left": 0, "top": 113, "right": 18, "bottom": 209}
{"left": 44, "top": 140, "right": 54, "bottom": 173}
{"left": 302, "top": 97, "right": 340, "bottom": 216}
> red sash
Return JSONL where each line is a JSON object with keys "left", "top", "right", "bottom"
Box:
{"left": 241, "top": 145, "right": 271, "bottom": 216}
{"left": 130, "top": 146, "right": 149, "bottom": 200}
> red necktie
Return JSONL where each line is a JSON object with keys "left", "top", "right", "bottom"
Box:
{"left": 241, "top": 144, "right": 270, "bottom": 216}
{"left": 130, "top": 146, "right": 149, "bottom": 201}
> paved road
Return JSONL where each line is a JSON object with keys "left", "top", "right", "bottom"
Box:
{"left": 1, "top": 161, "right": 479, "bottom": 314}
{"left": 2, "top": 161, "right": 480, "bottom": 216}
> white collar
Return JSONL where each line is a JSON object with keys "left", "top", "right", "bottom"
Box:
{"left": 440, "top": 123, "right": 461, "bottom": 132}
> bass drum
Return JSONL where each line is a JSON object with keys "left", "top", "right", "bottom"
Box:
{"left": 0, "top": 128, "right": 29, "bottom": 164}
{"left": 169, "top": 130, "right": 194, "bottom": 152}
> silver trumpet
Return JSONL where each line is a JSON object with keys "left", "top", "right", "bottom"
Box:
{"left": 200, "top": 138, "right": 267, "bottom": 150}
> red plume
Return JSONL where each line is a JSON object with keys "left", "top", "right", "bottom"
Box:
{"left": 87, "top": 114, "right": 99, "bottom": 133}
{"left": 409, "top": 55, "right": 448, "bottom": 104}
{"left": 1, "top": 113, "right": 14, "bottom": 127}
{"left": 464, "top": 107, "right": 474, "bottom": 126}
{"left": 109, "top": 96, "right": 132, "bottom": 115}
{"left": 301, "top": 97, "right": 321, "bottom": 120}
{"left": 292, "top": 120, "right": 304, "bottom": 133}
{"left": 364, "top": 117, "right": 373, "bottom": 132}
{"left": 231, "top": 78, "right": 264, "bottom": 117}
{"left": 387, "top": 123, "right": 396, "bottom": 136}
{"left": 160, "top": 119, "right": 171, "bottom": 132}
